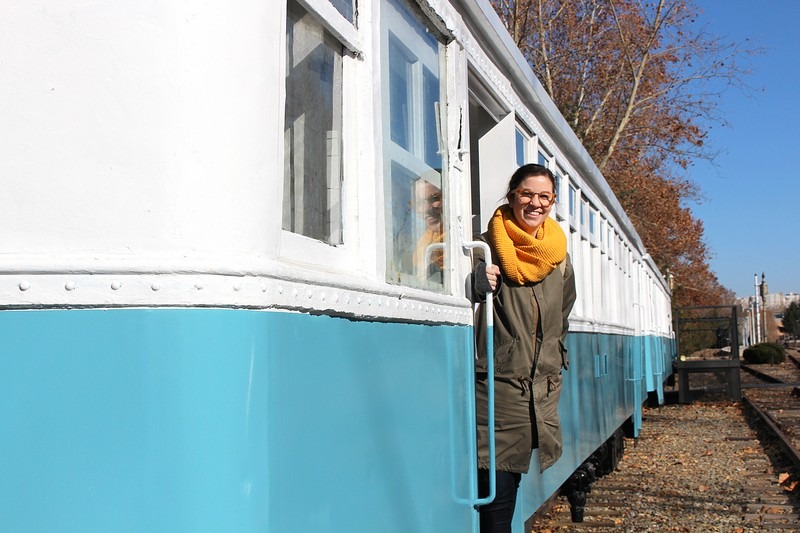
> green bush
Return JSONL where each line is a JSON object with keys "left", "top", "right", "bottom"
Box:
{"left": 743, "top": 342, "right": 786, "bottom": 364}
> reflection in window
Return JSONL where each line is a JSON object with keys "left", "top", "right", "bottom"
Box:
{"left": 388, "top": 164, "right": 444, "bottom": 283}
{"left": 284, "top": 0, "right": 344, "bottom": 244}
{"left": 383, "top": 0, "right": 446, "bottom": 290}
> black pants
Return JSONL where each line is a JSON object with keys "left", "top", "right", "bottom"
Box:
{"left": 477, "top": 469, "right": 522, "bottom": 533}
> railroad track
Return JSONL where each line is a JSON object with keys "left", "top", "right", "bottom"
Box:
{"left": 528, "top": 351, "right": 800, "bottom": 531}
{"left": 741, "top": 351, "right": 800, "bottom": 462}
{"left": 739, "top": 349, "right": 800, "bottom": 528}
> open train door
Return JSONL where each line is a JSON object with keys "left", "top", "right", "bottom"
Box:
{"left": 467, "top": 81, "right": 517, "bottom": 235}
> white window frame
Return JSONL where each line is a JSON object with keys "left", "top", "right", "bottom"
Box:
{"left": 568, "top": 182, "right": 578, "bottom": 230}
{"left": 599, "top": 218, "right": 607, "bottom": 254}
{"left": 588, "top": 203, "right": 599, "bottom": 248}
{"left": 536, "top": 142, "right": 552, "bottom": 169}
{"left": 553, "top": 164, "right": 567, "bottom": 221}
{"left": 279, "top": 0, "right": 364, "bottom": 273}
{"left": 591, "top": 242, "right": 602, "bottom": 320}
{"left": 580, "top": 196, "right": 589, "bottom": 239}
{"left": 296, "top": 0, "right": 361, "bottom": 53}
{"left": 515, "top": 122, "right": 532, "bottom": 167}
{"left": 380, "top": 0, "right": 452, "bottom": 291}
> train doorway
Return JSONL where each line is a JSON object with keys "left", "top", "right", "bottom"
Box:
{"left": 467, "top": 71, "right": 516, "bottom": 237}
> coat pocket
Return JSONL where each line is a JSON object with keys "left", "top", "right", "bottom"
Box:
{"left": 493, "top": 337, "right": 518, "bottom": 374}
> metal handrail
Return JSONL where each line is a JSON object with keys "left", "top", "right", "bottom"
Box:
{"left": 463, "top": 240, "right": 496, "bottom": 506}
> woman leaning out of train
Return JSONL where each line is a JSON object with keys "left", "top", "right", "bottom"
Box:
{"left": 472, "top": 163, "right": 577, "bottom": 533}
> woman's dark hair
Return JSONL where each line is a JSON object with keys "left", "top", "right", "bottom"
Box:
{"left": 505, "top": 164, "right": 556, "bottom": 198}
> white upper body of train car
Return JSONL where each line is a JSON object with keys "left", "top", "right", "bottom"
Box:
{"left": 0, "top": 0, "right": 670, "bottom": 337}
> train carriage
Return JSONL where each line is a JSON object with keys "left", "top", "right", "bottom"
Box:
{"left": 0, "top": 0, "right": 673, "bottom": 532}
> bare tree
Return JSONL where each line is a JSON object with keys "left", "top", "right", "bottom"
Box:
{"left": 491, "top": 0, "right": 759, "bottom": 306}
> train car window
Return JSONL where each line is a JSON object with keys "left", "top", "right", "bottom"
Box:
{"left": 568, "top": 183, "right": 577, "bottom": 227}
{"left": 283, "top": 0, "right": 345, "bottom": 245}
{"left": 589, "top": 204, "right": 600, "bottom": 248}
{"left": 592, "top": 243, "right": 602, "bottom": 318}
{"left": 581, "top": 231, "right": 593, "bottom": 317}
{"left": 382, "top": 0, "right": 448, "bottom": 290}
{"left": 570, "top": 228, "right": 583, "bottom": 317}
{"left": 568, "top": 227, "right": 575, "bottom": 257}
{"left": 515, "top": 128, "right": 527, "bottom": 166}
{"left": 625, "top": 246, "right": 631, "bottom": 275}
{"left": 580, "top": 197, "right": 588, "bottom": 239}
{"left": 608, "top": 251, "right": 618, "bottom": 322}
{"left": 554, "top": 165, "right": 566, "bottom": 212}
{"left": 537, "top": 146, "right": 551, "bottom": 168}
{"left": 599, "top": 218, "right": 606, "bottom": 253}
{"left": 330, "top": 0, "right": 355, "bottom": 23}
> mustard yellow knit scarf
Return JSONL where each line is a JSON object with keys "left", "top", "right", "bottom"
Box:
{"left": 413, "top": 228, "right": 444, "bottom": 271}
{"left": 488, "top": 205, "right": 567, "bottom": 284}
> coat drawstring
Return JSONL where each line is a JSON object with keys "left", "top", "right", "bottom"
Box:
{"left": 518, "top": 376, "right": 557, "bottom": 397}
{"left": 518, "top": 376, "right": 533, "bottom": 397}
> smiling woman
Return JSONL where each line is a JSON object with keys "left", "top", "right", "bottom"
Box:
{"left": 472, "top": 163, "right": 574, "bottom": 532}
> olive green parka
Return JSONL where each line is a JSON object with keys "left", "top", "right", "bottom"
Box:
{"left": 473, "top": 234, "right": 577, "bottom": 473}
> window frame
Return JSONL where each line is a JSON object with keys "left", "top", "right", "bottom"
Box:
{"left": 296, "top": 0, "right": 361, "bottom": 52}
{"left": 553, "top": 165, "right": 566, "bottom": 221}
{"left": 279, "top": 0, "right": 363, "bottom": 271}
{"left": 380, "top": 0, "right": 451, "bottom": 292}
{"left": 515, "top": 123, "right": 531, "bottom": 167}
{"left": 580, "top": 195, "right": 589, "bottom": 240}
{"left": 568, "top": 182, "right": 578, "bottom": 230}
{"left": 588, "top": 203, "right": 599, "bottom": 247}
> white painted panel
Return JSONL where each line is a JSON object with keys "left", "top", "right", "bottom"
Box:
{"left": 0, "top": 1, "right": 282, "bottom": 263}
{"left": 477, "top": 112, "right": 516, "bottom": 233}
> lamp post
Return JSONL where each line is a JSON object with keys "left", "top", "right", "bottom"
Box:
{"left": 754, "top": 274, "right": 761, "bottom": 344}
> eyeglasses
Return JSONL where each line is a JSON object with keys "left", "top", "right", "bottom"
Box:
{"left": 418, "top": 193, "right": 443, "bottom": 206}
{"left": 513, "top": 189, "right": 555, "bottom": 207}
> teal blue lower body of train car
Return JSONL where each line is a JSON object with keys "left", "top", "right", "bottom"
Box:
{"left": 0, "top": 308, "right": 672, "bottom": 533}
{"left": 517, "top": 329, "right": 674, "bottom": 531}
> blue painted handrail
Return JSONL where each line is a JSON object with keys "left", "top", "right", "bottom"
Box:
{"left": 463, "top": 241, "right": 496, "bottom": 506}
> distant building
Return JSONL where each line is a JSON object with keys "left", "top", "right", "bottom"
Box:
{"left": 735, "top": 274, "right": 798, "bottom": 345}
{"left": 764, "top": 292, "right": 784, "bottom": 310}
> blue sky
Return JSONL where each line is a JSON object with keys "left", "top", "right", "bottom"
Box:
{"left": 690, "top": 0, "right": 800, "bottom": 297}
